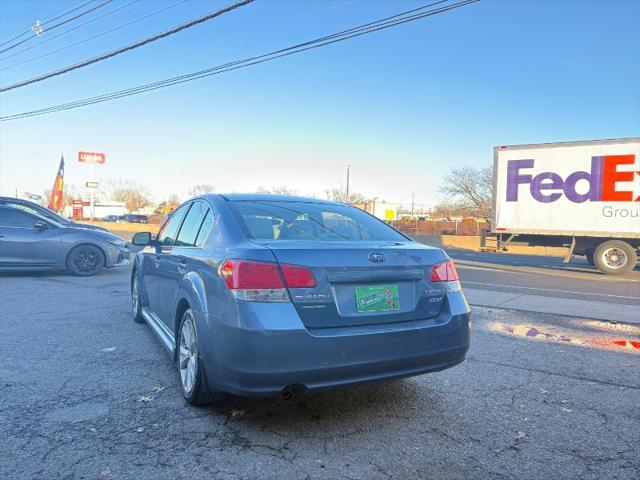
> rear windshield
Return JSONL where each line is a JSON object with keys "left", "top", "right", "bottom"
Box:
{"left": 231, "top": 201, "right": 407, "bottom": 242}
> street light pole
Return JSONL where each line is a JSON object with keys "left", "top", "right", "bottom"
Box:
{"left": 345, "top": 165, "right": 351, "bottom": 202}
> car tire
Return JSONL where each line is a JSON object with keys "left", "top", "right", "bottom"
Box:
{"left": 593, "top": 240, "right": 636, "bottom": 276}
{"left": 177, "top": 309, "right": 224, "bottom": 406}
{"left": 66, "top": 244, "right": 105, "bottom": 276}
{"left": 131, "top": 273, "right": 144, "bottom": 323}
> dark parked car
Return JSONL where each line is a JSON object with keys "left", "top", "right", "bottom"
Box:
{"left": 0, "top": 205, "right": 130, "bottom": 275}
{"left": 0, "top": 196, "right": 109, "bottom": 232}
{"left": 123, "top": 214, "right": 148, "bottom": 224}
{"left": 102, "top": 215, "right": 124, "bottom": 223}
{"left": 131, "top": 194, "right": 470, "bottom": 405}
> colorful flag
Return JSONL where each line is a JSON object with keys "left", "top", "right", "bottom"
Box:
{"left": 48, "top": 155, "right": 65, "bottom": 211}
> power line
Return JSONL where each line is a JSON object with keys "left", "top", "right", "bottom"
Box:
{"left": 0, "top": 0, "right": 115, "bottom": 54}
{"left": 1, "top": 0, "right": 191, "bottom": 71}
{"left": 0, "top": 0, "right": 254, "bottom": 92}
{"left": 0, "top": 0, "right": 143, "bottom": 64}
{"left": 1, "top": 0, "right": 453, "bottom": 96}
{"left": 1, "top": 0, "right": 476, "bottom": 119}
{"left": 0, "top": 0, "right": 99, "bottom": 46}
{"left": 0, "top": 0, "right": 480, "bottom": 122}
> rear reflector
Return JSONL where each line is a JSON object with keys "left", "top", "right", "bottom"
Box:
{"left": 280, "top": 264, "right": 317, "bottom": 288}
{"left": 430, "top": 259, "right": 460, "bottom": 282}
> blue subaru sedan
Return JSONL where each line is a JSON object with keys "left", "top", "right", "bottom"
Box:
{"left": 131, "top": 194, "right": 470, "bottom": 405}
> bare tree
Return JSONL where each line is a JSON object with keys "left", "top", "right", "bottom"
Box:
{"left": 440, "top": 166, "right": 493, "bottom": 219}
{"left": 325, "top": 187, "right": 364, "bottom": 203}
{"left": 432, "top": 200, "right": 475, "bottom": 220}
{"left": 105, "top": 180, "right": 152, "bottom": 213}
{"left": 256, "top": 185, "right": 298, "bottom": 195}
{"left": 156, "top": 194, "right": 182, "bottom": 214}
{"left": 189, "top": 184, "right": 215, "bottom": 196}
{"left": 42, "top": 184, "right": 79, "bottom": 211}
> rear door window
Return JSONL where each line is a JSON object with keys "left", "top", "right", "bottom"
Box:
{"left": 195, "top": 208, "right": 215, "bottom": 247}
{"left": 231, "top": 201, "right": 407, "bottom": 242}
{"left": 157, "top": 204, "right": 190, "bottom": 246}
{"left": 176, "top": 201, "right": 208, "bottom": 247}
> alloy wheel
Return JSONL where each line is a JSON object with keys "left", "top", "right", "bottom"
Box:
{"left": 179, "top": 315, "right": 198, "bottom": 394}
{"left": 72, "top": 247, "right": 100, "bottom": 274}
{"left": 132, "top": 277, "right": 139, "bottom": 317}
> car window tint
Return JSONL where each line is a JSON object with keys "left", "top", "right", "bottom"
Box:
{"left": 231, "top": 201, "right": 407, "bottom": 242}
{"left": 176, "top": 201, "right": 208, "bottom": 247}
{"left": 195, "top": 208, "right": 215, "bottom": 247}
{"left": 6, "top": 202, "right": 67, "bottom": 223}
{"left": 320, "top": 212, "right": 371, "bottom": 240}
{"left": 157, "top": 204, "right": 190, "bottom": 245}
{"left": 0, "top": 207, "right": 40, "bottom": 228}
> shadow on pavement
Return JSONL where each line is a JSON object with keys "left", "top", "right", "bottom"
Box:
{"left": 206, "top": 377, "right": 443, "bottom": 427}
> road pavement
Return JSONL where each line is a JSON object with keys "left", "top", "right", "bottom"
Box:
{"left": 448, "top": 250, "right": 640, "bottom": 324}
{"left": 1, "top": 265, "right": 638, "bottom": 480}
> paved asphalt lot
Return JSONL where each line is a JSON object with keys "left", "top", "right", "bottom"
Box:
{"left": 450, "top": 250, "right": 640, "bottom": 302}
{"left": 447, "top": 250, "right": 640, "bottom": 324}
{"left": 1, "top": 261, "right": 639, "bottom": 480}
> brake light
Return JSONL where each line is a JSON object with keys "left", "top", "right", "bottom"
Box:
{"left": 220, "top": 259, "right": 316, "bottom": 302}
{"left": 280, "top": 264, "right": 316, "bottom": 288}
{"left": 430, "top": 259, "right": 459, "bottom": 282}
{"left": 220, "top": 259, "right": 284, "bottom": 290}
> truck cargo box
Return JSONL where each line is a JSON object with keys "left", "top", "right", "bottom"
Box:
{"left": 493, "top": 138, "right": 640, "bottom": 238}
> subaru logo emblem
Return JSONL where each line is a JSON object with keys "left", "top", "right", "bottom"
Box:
{"left": 368, "top": 252, "right": 387, "bottom": 263}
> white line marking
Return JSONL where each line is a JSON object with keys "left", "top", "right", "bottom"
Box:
{"left": 462, "top": 281, "right": 640, "bottom": 301}
{"left": 456, "top": 262, "right": 640, "bottom": 283}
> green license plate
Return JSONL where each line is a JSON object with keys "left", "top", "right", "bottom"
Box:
{"left": 355, "top": 284, "right": 400, "bottom": 313}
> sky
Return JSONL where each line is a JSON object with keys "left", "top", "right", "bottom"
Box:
{"left": 0, "top": 0, "right": 639, "bottom": 209}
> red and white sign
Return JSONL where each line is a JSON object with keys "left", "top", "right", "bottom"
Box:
{"left": 78, "top": 151, "right": 106, "bottom": 164}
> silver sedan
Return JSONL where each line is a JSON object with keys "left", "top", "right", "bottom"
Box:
{"left": 0, "top": 205, "right": 130, "bottom": 276}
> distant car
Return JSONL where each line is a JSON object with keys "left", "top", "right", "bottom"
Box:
{"left": 0, "top": 205, "right": 130, "bottom": 276}
{"left": 0, "top": 197, "right": 109, "bottom": 232}
{"left": 123, "top": 214, "right": 148, "bottom": 224}
{"left": 102, "top": 215, "right": 124, "bottom": 223}
{"left": 131, "top": 194, "right": 470, "bottom": 405}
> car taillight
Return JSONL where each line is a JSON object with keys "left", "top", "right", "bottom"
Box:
{"left": 430, "top": 259, "right": 459, "bottom": 282}
{"left": 280, "top": 264, "right": 316, "bottom": 288}
{"left": 220, "top": 259, "right": 284, "bottom": 290}
{"left": 220, "top": 260, "right": 316, "bottom": 302}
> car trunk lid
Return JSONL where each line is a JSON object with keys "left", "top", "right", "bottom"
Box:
{"left": 263, "top": 240, "right": 449, "bottom": 329}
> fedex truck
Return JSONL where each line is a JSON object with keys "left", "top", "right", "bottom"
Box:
{"left": 492, "top": 137, "right": 640, "bottom": 275}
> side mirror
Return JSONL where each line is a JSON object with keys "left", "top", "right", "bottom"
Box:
{"left": 34, "top": 221, "right": 49, "bottom": 229}
{"left": 132, "top": 231, "right": 153, "bottom": 246}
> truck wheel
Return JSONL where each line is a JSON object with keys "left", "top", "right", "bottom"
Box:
{"left": 593, "top": 241, "right": 636, "bottom": 275}
{"left": 585, "top": 249, "right": 595, "bottom": 266}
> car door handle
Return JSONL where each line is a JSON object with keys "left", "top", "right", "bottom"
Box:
{"left": 154, "top": 258, "right": 161, "bottom": 268}
{"left": 177, "top": 261, "right": 188, "bottom": 274}
{"left": 0, "top": 234, "right": 6, "bottom": 238}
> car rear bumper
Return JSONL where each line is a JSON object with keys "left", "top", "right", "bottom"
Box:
{"left": 199, "top": 295, "right": 471, "bottom": 397}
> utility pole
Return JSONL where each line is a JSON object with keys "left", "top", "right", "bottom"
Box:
{"left": 90, "top": 163, "right": 95, "bottom": 220}
{"left": 411, "top": 192, "right": 415, "bottom": 217}
{"left": 345, "top": 165, "right": 351, "bottom": 202}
